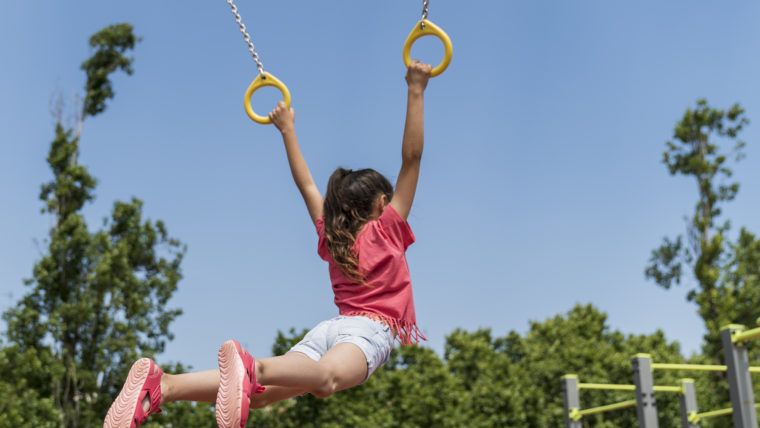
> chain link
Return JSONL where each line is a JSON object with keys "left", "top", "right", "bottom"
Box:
{"left": 226, "top": 0, "right": 265, "bottom": 75}
{"left": 420, "top": 0, "right": 430, "bottom": 29}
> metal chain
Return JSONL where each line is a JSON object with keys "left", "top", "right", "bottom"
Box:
{"left": 226, "top": 0, "right": 265, "bottom": 75}
{"left": 420, "top": 0, "right": 429, "bottom": 29}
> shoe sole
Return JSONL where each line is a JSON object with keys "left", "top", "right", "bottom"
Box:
{"left": 216, "top": 340, "right": 247, "bottom": 428}
{"left": 103, "top": 358, "right": 152, "bottom": 428}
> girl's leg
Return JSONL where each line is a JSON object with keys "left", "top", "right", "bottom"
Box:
{"left": 161, "top": 371, "right": 308, "bottom": 408}
{"left": 162, "top": 370, "right": 306, "bottom": 408}
{"left": 250, "top": 386, "right": 306, "bottom": 409}
{"left": 257, "top": 343, "right": 368, "bottom": 398}
{"left": 161, "top": 370, "right": 219, "bottom": 404}
{"left": 159, "top": 343, "right": 367, "bottom": 407}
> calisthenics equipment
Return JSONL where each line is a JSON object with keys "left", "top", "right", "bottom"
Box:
{"left": 630, "top": 354, "right": 724, "bottom": 427}
{"left": 634, "top": 353, "right": 760, "bottom": 428}
{"left": 226, "top": 0, "right": 291, "bottom": 125}
{"left": 645, "top": 324, "right": 760, "bottom": 428}
{"left": 722, "top": 322, "right": 760, "bottom": 428}
{"left": 403, "top": 0, "right": 453, "bottom": 77}
{"left": 632, "top": 351, "right": 760, "bottom": 428}
{"left": 680, "top": 378, "right": 760, "bottom": 427}
{"left": 227, "top": 1, "right": 453, "bottom": 124}
{"left": 563, "top": 321, "right": 760, "bottom": 428}
{"left": 561, "top": 374, "right": 684, "bottom": 428}
{"left": 564, "top": 354, "right": 760, "bottom": 428}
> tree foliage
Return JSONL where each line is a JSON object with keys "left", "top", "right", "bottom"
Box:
{"left": 1, "top": 23, "right": 185, "bottom": 427}
{"left": 81, "top": 23, "right": 139, "bottom": 117}
{"left": 645, "top": 99, "right": 757, "bottom": 356}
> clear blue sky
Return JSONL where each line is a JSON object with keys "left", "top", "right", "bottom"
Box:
{"left": 2, "top": 1, "right": 760, "bottom": 370}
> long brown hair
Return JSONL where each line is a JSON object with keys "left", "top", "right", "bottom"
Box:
{"left": 323, "top": 167, "right": 393, "bottom": 283}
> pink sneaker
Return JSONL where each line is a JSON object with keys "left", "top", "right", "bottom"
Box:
{"left": 103, "top": 358, "right": 163, "bottom": 428}
{"left": 216, "top": 340, "right": 265, "bottom": 428}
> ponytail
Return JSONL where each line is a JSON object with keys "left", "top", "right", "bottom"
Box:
{"left": 323, "top": 168, "right": 393, "bottom": 284}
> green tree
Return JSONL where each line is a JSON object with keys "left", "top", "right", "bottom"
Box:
{"left": 645, "top": 99, "right": 755, "bottom": 356}
{"left": 0, "top": 340, "right": 62, "bottom": 427}
{"left": 463, "top": 305, "right": 684, "bottom": 427}
{"left": 1, "top": 24, "right": 186, "bottom": 427}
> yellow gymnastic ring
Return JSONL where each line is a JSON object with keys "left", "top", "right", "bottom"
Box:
{"left": 244, "top": 71, "right": 292, "bottom": 125}
{"left": 403, "top": 19, "right": 453, "bottom": 77}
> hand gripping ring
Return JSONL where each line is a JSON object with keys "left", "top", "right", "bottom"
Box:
{"left": 403, "top": 19, "right": 453, "bottom": 77}
{"left": 244, "top": 72, "right": 291, "bottom": 125}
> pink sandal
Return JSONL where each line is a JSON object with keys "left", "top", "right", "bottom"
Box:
{"left": 216, "top": 339, "right": 266, "bottom": 428}
{"left": 103, "top": 358, "right": 163, "bottom": 428}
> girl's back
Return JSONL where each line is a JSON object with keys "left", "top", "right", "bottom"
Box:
{"left": 316, "top": 203, "right": 422, "bottom": 344}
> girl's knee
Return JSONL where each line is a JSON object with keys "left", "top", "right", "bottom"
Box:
{"left": 310, "top": 367, "right": 339, "bottom": 398}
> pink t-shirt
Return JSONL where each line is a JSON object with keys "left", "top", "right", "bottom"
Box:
{"left": 315, "top": 204, "right": 424, "bottom": 345}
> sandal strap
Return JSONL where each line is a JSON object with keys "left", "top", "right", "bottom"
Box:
{"left": 132, "top": 361, "right": 163, "bottom": 426}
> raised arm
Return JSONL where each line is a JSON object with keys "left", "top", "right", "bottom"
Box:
{"left": 390, "top": 61, "right": 432, "bottom": 220}
{"left": 270, "top": 102, "right": 323, "bottom": 223}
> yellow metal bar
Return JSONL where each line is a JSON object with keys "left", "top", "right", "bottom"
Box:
{"left": 693, "top": 406, "right": 733, "bottom": 421}
{"left": 689, "top": 403, "right": 760, "bottom": 423}
{"left": 654, "top": 385, "right": 683, "bottom": 393}
{"left": 652, "top": 363, "right": 727, "bottom": 372}
{"left": 575, "top": 400, "right": 637, "bottom": 419}
{"left": 652, "top": 362, "right": 760, "bottom": 373}
{"left": 733, "top": 326, "right": 760, "bottom": 343}
{"left": 578, "top": 383, "right": 682, "bottom": 393}
{"left": 578, "top": 383, "right": 634, "bottom": 391}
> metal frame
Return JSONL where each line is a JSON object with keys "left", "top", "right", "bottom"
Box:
{"left": 561, "top": 374, "right": 583, "bottom": 428}
{"left": 679, "top": 379, "right": 699, "bottom": 428}
{"left": 633, "top": 354, "right": 660, "bottom": 428}
{"left": 561, "top": 320, "right": 760, "bottom": 428}
{"left": 562, "top": 372, "right": 684, "bottom": 427}
{"left": 723, "top": 324, "right": 759, "bottom": 428}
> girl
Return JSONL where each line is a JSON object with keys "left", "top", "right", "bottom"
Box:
{"left": 103, "top": 60, "right": 433, "bottom": 428}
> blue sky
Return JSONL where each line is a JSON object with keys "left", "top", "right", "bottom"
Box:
{"left": 2, "top": 1, "right": 760, "bottom": 370}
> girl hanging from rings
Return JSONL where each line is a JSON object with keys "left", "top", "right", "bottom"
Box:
{"left": 103, "top": 60, "right": 434, "bottom": 428}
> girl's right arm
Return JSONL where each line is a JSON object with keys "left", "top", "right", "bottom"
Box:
{"left": 269, "top": 102, "right": 324, "bottom": 223}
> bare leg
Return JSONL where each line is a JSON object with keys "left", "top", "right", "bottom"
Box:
{"left": 156, "top": 343, "right": 367, "bottom": 409}
{"left": 158, "top": 370, "right": 306, "bottom": 407}
{"left": 257, "top": 344, "right": 368, "bottom": 397}
{"left": 314, "top": 344, "right": 368, "bottom": 394}
{"left": 161, "top": 370, "right": 220, "bottom": 404}
{"left": 250, "top": 386, "right": 306, "bottom": 409}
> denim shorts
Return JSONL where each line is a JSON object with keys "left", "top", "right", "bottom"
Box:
{"left": 288, "top": 315, "right": 395, "bottom": 381}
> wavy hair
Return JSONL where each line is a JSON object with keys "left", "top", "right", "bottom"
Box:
{"left": 323, "top": 167, "right": 393, "bottom": 283}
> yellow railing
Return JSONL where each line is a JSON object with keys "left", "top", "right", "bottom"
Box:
{"left": 578, "top": 383, "right": 681, "bottom": 393}
{"left": 569, "top": 400, "right": 637, "bottom": 421}
{"left": 651, "top": 362, "right": 760, "bottom": 373}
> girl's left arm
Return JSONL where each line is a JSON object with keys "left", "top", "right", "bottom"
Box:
{"left": 270, "top": 102, "right": 324, "bottom": 223}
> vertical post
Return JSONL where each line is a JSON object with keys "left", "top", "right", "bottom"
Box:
{"left": 632, "top": 354, "right": 659, "bottom": 428}
{"left": 722, "top": 324, "right": 758, "bottom": 428}
{"left": 679, "top": 379, "right": 699, "bottom": 428}
{"left": 561, "top": 374, "right": 582, "bottom": 428}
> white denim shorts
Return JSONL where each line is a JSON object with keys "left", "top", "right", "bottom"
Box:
{"left": 288, "top": 315, "right": 395, "bottom": 381}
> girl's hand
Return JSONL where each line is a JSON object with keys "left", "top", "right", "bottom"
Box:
{"left": 405, "top": 60, "right": 433, "bottom": 93}
{"left": 269, "top": 101, "right": 295, "bottom": 134}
